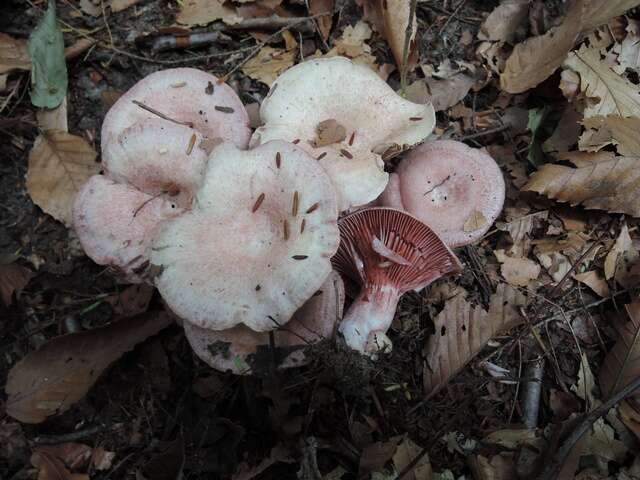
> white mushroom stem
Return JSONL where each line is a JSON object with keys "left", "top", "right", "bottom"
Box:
{"left": 339, "top": 283, "right": 400, "bottom": 355}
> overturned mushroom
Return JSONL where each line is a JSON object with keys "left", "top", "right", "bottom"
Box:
{"left": 184, "top": 271, "right": 345, "bottom": 375}
{"left": 379, "top": 140, "right": 505, "bottom": 247}
{"left": 151, "top": 140, "right": 340, "bottom": 332}
{"left": 101, "top": 67, "right": 251, "bottom": 148}
{"left": 332, "top": 207, "right": 462, "bottom": 355}
{"left": 251, "top": 57, "right": 436, "bottom": 212}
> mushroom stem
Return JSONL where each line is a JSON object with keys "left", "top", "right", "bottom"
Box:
{"left": 339, "top": 283, "right": 400, "bottom": 355}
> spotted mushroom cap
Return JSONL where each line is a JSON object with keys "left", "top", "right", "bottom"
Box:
{"left": 101, "top": 67, "right": 251, "bottom": 148}
{"left": 250, "top": 57, "right": 436, "bottom": 212}
{"left": 183, "top": 271, "right": 345, "bottom": 375}
{"left": 381, "top": 140, "right": 506, "bottom": 247}
{"left": 150, "top": 140, "right": 340, "bottom": 332}
{"left": 332, "top": 207, "right": 463, "bottom": 294}
{"left": 103, "top": 119, "right": 209, "bottom": 208}
{"left": 73, "top": 175, "right": 184, "bottom": 282}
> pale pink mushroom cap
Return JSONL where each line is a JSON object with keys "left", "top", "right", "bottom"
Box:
{"left": 150, "top": 140, "right": 340, "bottom": 332}
{"left": 101, "top": 67, "right": 251, "bottom": 149}
{"left": 381, "top": 140, "right": 505, "bottom": 247}
{"left": 73, "top": 175, "right": 184, "bottom": 282}
{"left": 251, "top": 57, "right": 436, "bottom": 212}
{"left": 102, "top": 119, "right": 208, "bottom": 208}
{"left": 183, "top": 271, "right": 345, "bottom": 375}
{"left": 332, "top": 207, "right": 462, "bottom": 355}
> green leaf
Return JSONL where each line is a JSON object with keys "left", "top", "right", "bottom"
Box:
{"left": 28, "top": 0, "right": 67, "bottom": 108}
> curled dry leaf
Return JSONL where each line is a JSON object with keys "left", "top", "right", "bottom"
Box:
{"left": 425, "top": 74, "right": 476, "bottom": 112}
{"left": 176, "top": 0, "right": 242, "bottom": 26}
{"left": 0, "top": 262, "right": 33, "bottom": 306}
{"left": 379, "top": 0, "right": 417, "bottom": 69}
{"left": 314, "top": 119, "right": 346, "bottom": 147}
{"left": 599, "top": 301, "right": 640, "bottom": 402}
{"left": 5, "top": 312, "right": 172, "bottom": 424}
{"left": 478, "top": 0, "right": 529, "bottom": 42}
{"left": 26, "top": 131, "right": 99, "bottom": 227}
{"left": 423, "top": 283, "right": 527, "bottom": 398}
{"left": 324, "top": 21, "right": 378, "bottom": 72}
{"left": 573, "top": 270, "right": 610, "bottom": 297}
{"left": 309, "top": 0, "right": 334, "bottom": 40}
{"left": 523, "top": 155, "right": 640, "bottom": 217}
{"left": 500, "top": 3, "right": 581, "bottom": 94}
{"left": 241, "top": 46, "right": 295, "bottom": 86}
{"left": 564, "top": 46, "right": 640, "bottom": 118}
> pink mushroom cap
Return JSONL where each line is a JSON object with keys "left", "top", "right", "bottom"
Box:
{"left": 332, "top": 207, "right": 462, "bottom": 355}
{"left": 380, "top": 140, "right": 505, "bottom": 247}
{"left": 150, "top": 140, "right": 340, "bottom": 332}
{"left": 101, "top": 67, "right": 251, "bottom": 149}
{"left": 183, "top": 271, "right": 345, "bottom": 375}
{"left": 73, "top": 175, "right": 184, "bottom": 282}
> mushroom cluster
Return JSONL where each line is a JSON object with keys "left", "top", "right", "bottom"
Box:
{"left": 74, "top": 57, "right": 505, "bottom": 370}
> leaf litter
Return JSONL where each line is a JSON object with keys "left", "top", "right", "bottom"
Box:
{"left": 5, "top": 0, "right": 640, "bottom": 479}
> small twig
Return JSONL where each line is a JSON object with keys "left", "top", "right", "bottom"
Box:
{"left": 131, "top": 100, "right": 194, "bottom": 128}
{"left": 536, "top": 375, "right": 640, "bottom": 480}
{"left": 31, "top": 425, "right": 107, "bottom": 445}
{"left": 456, "top": 124, "right": 510, "bottom": 141}
{"left": 437, "top": 0, "right": 468, "bottom": 37}
{"left": 400, "top": 0, "right": 418, "bottom": 94}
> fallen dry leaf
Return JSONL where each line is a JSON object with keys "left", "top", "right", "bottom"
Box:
{"left": 31, "top": 449, "right": 89, "bottom": 480}
{"left": 564, "top": 46, "right": 640, "bottom": 118}
{"left": 324, "top": 20, "right": 378, "bottom": 71}
{"left": 359, "top": 436, "right": 403, "bottom": 476}
{"left": 581, "top": 0, "right": 640, "bottom": 31}
{"left": 572, "top": 352, "right": 599, "bottom": 410}
{"left": 426, "top": 74, "right": 475, "bottom": 112}
{"left": 5, "top": 312, "right": 172, "bottom": 423}
{"left": 232, "top": 444, "right": 293, "bottom": 480}
{"left": 91, "top": 447, "right": 115, "bottom": 471}
{"left": 478, "top": 0, "right": 529, "bottom": 42}
{"left": 241, "top": 46, "right": 295, "bottom": 86}
{"left": 26, "top": 131, "right": 99, "bottom": 227}
{"left": 392, "top": 436, "right": 432, "bottom": 480}
{"left": 423, "top": 284, "right": 527, "bottom": 398}
{"left": 582, "top": 115, "right": 640, "bottom": 156}
{"left": 494, "top": 249, "right": 541, "bottom": 287}
{"left": 0, "top": 33, "right": 30, "bottom": 74}
{"left": 0, "top": 262, "right": 33, "bottom": 306}
{"left": 604, "top": 223, "right": 638, "bottom": 283}
{"left": 500, "top": 3, "right": 581, "bottom": 93}
{"left": 379, "top": 0, "right": 417, "bottom": 69}
{"left": 573, "top": 270, "right": 611, "bottom": 297}
{"left": 309, "top": 0, "right": 334, "bottom": 40}
{"left": 314, "top": 119, "right": 346, "bottom": 147}
{"left": 36, "top": 97, "right": 68, "bottom": 133}
{"left": 523, "top": 155, "right": 640, "bottom": 217}
{"left": 599, "top": 301, "right": 640, "bottom": 401}
{"left": 463, "top": 210, "right": 488, "bottom": 232}
{"left": 497, "top": 210, "right": 548, "bottom": 257}
{"left": 619, "top": 400, "right": 640, "bottom": 442}
{"left": 176, "top": 0, "right": 242, "bottom": 27}
{"left": 468, "top": 453, "right": 516, "bottom": 480}
{"left": 107, "top": 283, "right": 154, "bottom": 317}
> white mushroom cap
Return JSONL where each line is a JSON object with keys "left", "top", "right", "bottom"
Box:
{"left": 102, "top": 67, "right": 251, "bottom": 148}
{"left": 73, "top": 175, "right": 183, "bottom": 282}
{"left": 150, "top": 140, "right": 340, "bottom": 332}
{"left": 381, "top": 140, "right": 506, "bottom": 247}
{"left": 183, "top": 271, "right": 345, "bottom": 375}
{"left": 102, "top": 119, "right": 208, "bottom": 208}
{"left": 250, "top": 57, "right": 436, "bottom": 212}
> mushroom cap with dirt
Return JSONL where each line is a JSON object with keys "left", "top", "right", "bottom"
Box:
{"left": 332, "top": 207, "right": 462, "bottom": 355}
{"left": 150, "top": 140, "right": 340, "bottom": 332}
{"left": 379, "top": 140, "right": 505, "bottom": 247}
{"left": 101, "top": 67, "right": 251, "bottom": 149}
{"left": 183, "top": 271, "right": 345, "bottom": 375}
{"left": 250, "top": 57, "right": 436, "bottom": 212}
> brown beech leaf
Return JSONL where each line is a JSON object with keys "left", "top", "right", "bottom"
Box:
{"left": 241, "top": 46, "right": 295, "bottom": 87}
{"left": 478, "top": 0, "right": 529, "bottom": 42}
{"left": 26, "top": 131, "right": 99, "bottom": 227}
{"left": 423, "top": 284, "right": 527, "bottom": 398}
{"left": 380, "top": 0, "right": 417, "bottom": 69}
{"left": 522, "top": 156, "right": 640, "bottom": 217}
{"left": 581, "top": 0, "right": 640, "bottom": 30}
{"left": 599, "top": 301, "right": 640, "bottom": 401}
{"left": 314, "top": 119, "right": 346, "bottom": 147}
{"left": 500, "top": 4, "right": 581, "bottom": 94}
{"left": 564, "top": 46, "right": 640, "bottom": 119}
{"left": 176, "top": 0, "right": 242, "bottom": 26}
{"left": 0, "top": 33, "right": 31, "bottom": 74}
{"left": 0, "top": 262, "right": 33, "bottom": 306}
{"left": 5, "top": 312, "right": 172, "bottom": 424}
{"left": 309, "top": 0, "right": 334, "bottom": 40}
{"left": 582, "top": 115, "right": 640, "bottom": 156}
